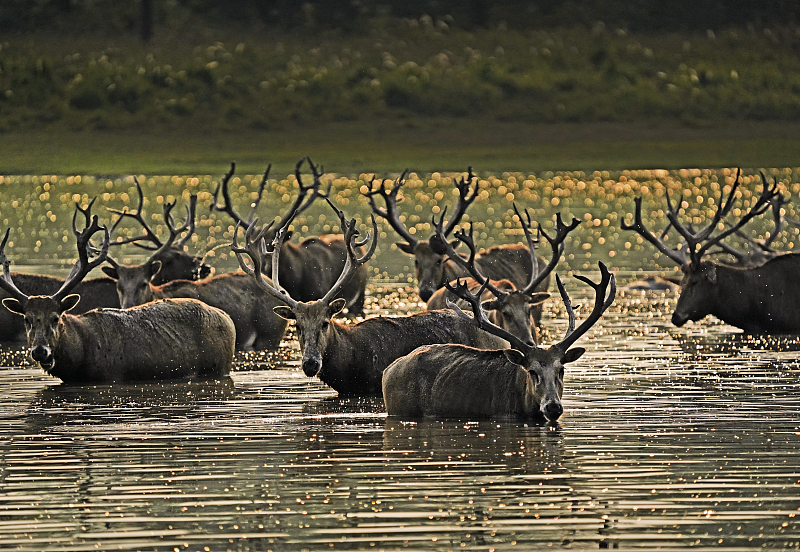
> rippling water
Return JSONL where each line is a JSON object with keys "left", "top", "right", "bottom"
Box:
{"left": 1, "top": 282, "right": 799, "bottom": 551}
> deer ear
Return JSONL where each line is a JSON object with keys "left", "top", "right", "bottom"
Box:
{"left": 2, "top": 297, "right": 25, "bottom": 315}
{"left": 101, "top": 265, "right": 119, "bottom": 280}
{"left": 503, "top": 349, "right": 526, "bottom": 366}
{"left": 528, "top": 292, "right": 550, "bottom": 305}
{"left": 273, "top": 305, "right": 295, "bottom": 320}
{"left": 396, "top": 242, "right": 415, "bottom": 255}
{"left": 148, "top": 260, "right": 162, "bottom": 281}
{"left": 481, "top": 299, "right": 499, "bottom": 311}
{"left": 60, "top": 294, "right": 81, "bottom": 313}
{"left": 272, "top": 305, "right": 297, "bottom": 320}
{"left": 563, "top": 347, "right": 585, "bottom": 364}
{"left": 328, "top": 298, "right": 347, "bottom": 317}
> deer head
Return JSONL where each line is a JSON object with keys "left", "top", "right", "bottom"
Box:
{"left": 1, "top": 201, "right": 110, "bottom": 370}
{"left": 366, "top": 168, "right": 477, "bottom": 301}
{"left": 232, "top": 197, "right": 377, "bottom": 378}
{"left": 105, "top": 178, "right": 210, "bottom": 284}
{"left": 433, "top": 203, "right": 580, "bottom": 344}
{"left": 103, "top": 196, "right": 194, "bottom": 308}
{"left": 446, "top": 262, "right": 615, "bottom": 422}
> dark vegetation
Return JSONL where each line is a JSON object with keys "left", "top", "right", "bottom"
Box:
{"left": 1, "top": 1, "right": 800, "bottom": 136}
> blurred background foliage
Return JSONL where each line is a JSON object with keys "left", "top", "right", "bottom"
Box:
{"left": 1, "top": 1, "right": 800, "bottom": 134}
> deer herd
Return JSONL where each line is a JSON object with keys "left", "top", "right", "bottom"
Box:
{"left": 0, "top": 161, "right": 794, "bottom": 424}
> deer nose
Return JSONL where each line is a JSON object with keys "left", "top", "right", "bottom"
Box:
{"left": 543, "top": 401, "right": 563, "bottom": 421}
{"left": 31, "top": 345, "right": 52, "bottom": 363}
{"left": 418, "top": 287, "right": 434, "bottom": 302}
{"left": 671, "top": 312, "right": 688, "bottom": 326}
{"left": 302, "top": 357, "right": 322, "bottom": 377}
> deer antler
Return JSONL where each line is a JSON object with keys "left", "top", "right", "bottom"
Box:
{"left": 108, "top": 178, "right": 200, "bottom": 252}
{"left": 273, "top": 157, "right": 332, "bottom": 232}
{"left": 620, "top": 196, "right": 688, "bottom": 265}
{"left": 554, "top": 262, "right": 616, "bottom": 353}
{"left": 210, "top": 162, "right": 270, "bottom": 228}
{"left": 52, "top": 200, "right": 110, "bottom": 301}
{"left": 320, "top": 198, "right": 378, "bottom": 305}
{"left": 0, "top": 228, "right": 29, "bottom": 303}
{"left": 517, "top": 205, "right": 581, "bottom": 295}
{"left": 365, "top": 169, "right": 418, "bottom": 247}
{"left": 445, "top": 279, "right": 532, "bottom": 351}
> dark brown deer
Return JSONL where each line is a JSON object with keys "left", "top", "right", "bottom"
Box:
{"left": 366, "top": 168, "right": 551, "bottom": 302}
{"left": 232, "top": 200, "right": 509, "bottom": 396}
{"left": 102, "top": 199, "right": 288, "bottom": 351}
{"left": 106, "top": 178, "right": 212, "bottom": 283}
{"left": 620, "top": 169, "right": 800, "bottom": 333}
{"left": 0, "top": 204, "right": 235, "bottom": 383}
{"left": 382, "top": 262, "right": 616, "bottom": 422}
{"left": 426, "top": 204, "right": 581, "bottom": 342}
{"left": 211, "top": 158, "right": 368, "bottom": 315}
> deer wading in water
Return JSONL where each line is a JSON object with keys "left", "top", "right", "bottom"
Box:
{"left": 382, "top": 262, "right": 616, "bottom": 423}
{"left": 0, "top": 188, "right": 209, "bottom": 341}
{"left": 102, "top": 196, "right": 287, "bottom": 351}
{"left": 211, "top": 158, "right": 369, "bottom": 314}
{"left": 0, "top": 203, "right": 235, "bottom": 383}
{"left": 427, "top": 203, "right": 580, "bottom": 344}
{"left": 231, "top": 199, "right": 508, "bottom": 396}
{"left": 365, "top": 168, "right": 551, "bottom": 305}
{"left": 622, "top": 169, "right": 800, "bottom": 333}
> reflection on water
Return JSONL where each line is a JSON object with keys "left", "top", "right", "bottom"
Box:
{"left": 1, "top": 284, "right": 799, "bottom": 550}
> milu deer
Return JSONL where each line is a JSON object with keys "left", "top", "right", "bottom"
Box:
{"left": 106, "top": 178, "right": 212, "bottom": 284}
{"left": 0, "top": 192, "right": 208, "bottom": 341}
{"left": 232, "top": 200, "right": 509, "bottom": 396}
{"left": 366, "top": 168, "right": 550, "bottom": 302}
{"left": 426, "top": 204, "right": 581, "bottom": 342}
{"left": 621, "top": 169, "right": 800, "bottom": 333}
{"left": 0, "top": 204, "right": 236, "bottom": 383}
{"left": 382, "top": 262, "right": 616, "bottom": 422}
{"left": 102, "top": 198, "right": 287, "bottom": 351}
{"left": 211, "top": 158, "right": 368, "bottom": 315}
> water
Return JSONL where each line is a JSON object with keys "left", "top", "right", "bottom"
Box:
{"left": 1, "top": 169, "right": 800, "bottom": 549}
{"left": 1, "top": 283, "right": 799, "bottom": 551}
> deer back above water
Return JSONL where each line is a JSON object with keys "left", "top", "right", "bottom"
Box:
{"left": 232, "top": 199, "right": 507, "bottom": 396}
{"left": 382, "top": 263, "right": 615, "bottom": 422}
{"left": 0, "top": 204, "right": 236, "bottom": 382}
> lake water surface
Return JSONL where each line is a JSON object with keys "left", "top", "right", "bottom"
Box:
{"left": 1, "top": 170, "right": 799, "bottom": 550}
{"left": 1, "top": 281, "right": 799, "bottom": 551}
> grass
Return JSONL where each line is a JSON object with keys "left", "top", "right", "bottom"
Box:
{"left": 4, "top": 118, "right": 800, "bottom": 176}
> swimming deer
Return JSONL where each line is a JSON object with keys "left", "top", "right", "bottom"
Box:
{"left": 232, "top": 200, "right": 508, "bottom": 396}
{"left": 426, "top": 204, "right": 581, "bottom": 342}
{"left": 366, "top": 168, "right": 550, "bottom": 302}
{"left": 382, "top": 262, "right": 616, "bottom": 422}
{"left": 0, "top": 203, "right": 235, "bottom": 383}
{"left": 621, "top": 169, "right": 800, "bottom": 333}
{"left": 102, "top": 198, "right": 287, "bottom": 350}
{"left": 211, "top": 158, "right": 368, "bottom": 314}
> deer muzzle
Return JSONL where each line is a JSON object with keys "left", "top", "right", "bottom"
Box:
{"left": 671, "top": 311, "right": 689, "bottom": 327}
{"left": 542, "top": 400, "right": 563, "bottom": 422}
{"left": 302, "top": 355, "right": 322, "bottom": 377}
{"left": 30, "top": 344, "right": 54, "bottom": 369}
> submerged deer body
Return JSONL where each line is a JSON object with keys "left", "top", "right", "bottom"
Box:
{"left": 212, "top": 160, "right": 368, "bottom": 314}
{"left": 622, "top": 169, "right": 796, "bottom": 333}
{"left": 232, "top": 199, "right": 507, "bottom": 396}
{"left": 383, "top": 263, "right": 615, "bottom": 422}
{"left": 0, "top": 204, "right": 236, "bottom": 383}
{"left": 366, "top": 168, "right": 549, "bottom": 302}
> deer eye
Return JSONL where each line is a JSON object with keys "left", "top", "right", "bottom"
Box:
{"left": 49, "top": 315, "right": 59, "bottom": 328}
{"left": 530, "top": 371, "right": 540, "bottom": 385}
{"left": 559, "top": 366, "right": 565, "bottom": 379}
{"left": 320, "top": 320, "right": 330, "bottom": 331}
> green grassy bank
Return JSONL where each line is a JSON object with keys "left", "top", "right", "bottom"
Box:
{"left": 3, "top": 118, "right": 800, "bottom": 176}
